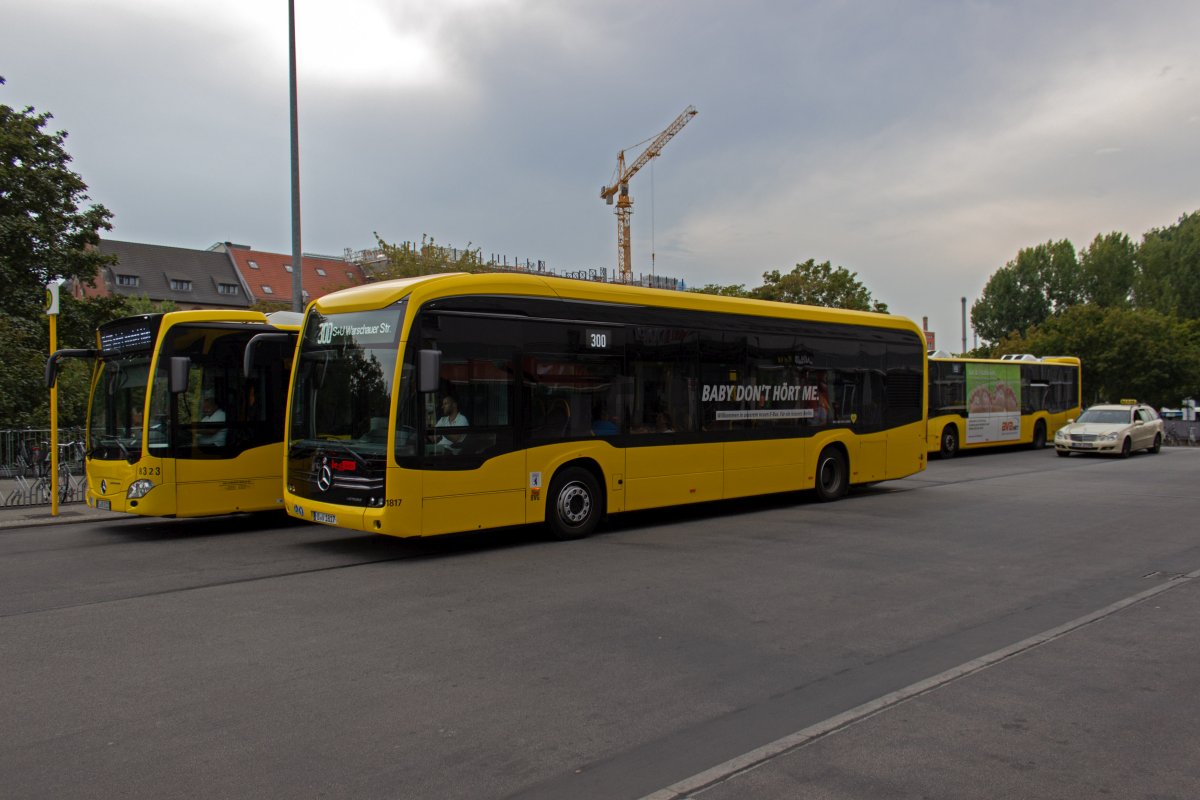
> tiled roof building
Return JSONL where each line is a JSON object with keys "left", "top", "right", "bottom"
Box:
{"left": 71, "top": 239, "right": 369, "bottom": 310}
{"left": 78, "top": 240, "right": 253, "bottom": 309}
{"left": 215, "top": 244, "right": 367, "bottom": 307}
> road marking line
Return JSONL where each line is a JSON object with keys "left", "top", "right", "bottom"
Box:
{"left": 640, "top": 568, "right": 1200, "bottom": 800}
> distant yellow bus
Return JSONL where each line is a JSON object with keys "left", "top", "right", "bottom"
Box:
{"left": 284, "top": 273, "right": 928, "bottom": 540}
{"left": 48, "top": 310, "right": 299, "bottom": 517}
{"left": 927, "top": 354, "right": 1082, "bottom": 458}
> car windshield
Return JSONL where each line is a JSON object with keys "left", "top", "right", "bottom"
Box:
{"left": 1077, "top": 408, "right": 1132, "bottom": 424}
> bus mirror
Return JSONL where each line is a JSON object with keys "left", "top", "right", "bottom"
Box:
{"left": 169, "top": 357, "right": 191, "bottom": 394}
{"left": 418, "top": 349, "right": 441, "bottom": 394}
{"left": 44, "top": 348, "right": 98, "bottom": 388}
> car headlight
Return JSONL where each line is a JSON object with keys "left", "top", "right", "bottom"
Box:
{"left": 127, "top": 479, "right": 156, "bottom": 499}
{"left": 1055, "top": 429, "right": 1067, "bottom": 440}
{"left": 1100, "top": 432, "right": 1119, "bottom": 441}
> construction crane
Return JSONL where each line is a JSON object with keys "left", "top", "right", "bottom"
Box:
{"left": 600, "top": 105, "right": 697, "bottom": 282}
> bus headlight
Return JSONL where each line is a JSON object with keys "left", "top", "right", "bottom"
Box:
{"left": 127, "top": 479, "right": 156, "bottom": 499}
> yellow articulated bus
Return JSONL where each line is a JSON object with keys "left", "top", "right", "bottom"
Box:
{"left": 284, "top": 273, "right": 928, "bottom": 540}
{"left": 47, "top": 310, "right": 300, "bottom": 517}
{"left": 926, "top": 353, "right": 1082, "bottom": 458}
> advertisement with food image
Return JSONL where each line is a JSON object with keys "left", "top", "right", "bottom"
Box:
{"left": 965, "top": 363, "right": 1021, "bottom": 444}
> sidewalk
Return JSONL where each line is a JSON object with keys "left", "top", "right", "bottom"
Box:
{"left": 0, "top": 500, "right": 118, "bottom": 531}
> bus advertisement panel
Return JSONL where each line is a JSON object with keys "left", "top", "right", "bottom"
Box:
{"left": 965, "top": 362, "right": 1021, "bottom": 444}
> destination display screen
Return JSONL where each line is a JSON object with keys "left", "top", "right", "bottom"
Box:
{"left": 99, "top": 316, "right": 162, "bottom": 354}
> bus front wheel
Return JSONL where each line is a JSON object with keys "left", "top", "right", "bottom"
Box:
{"left": 546, "top": 467, "right": 602, "bottom": 540}
{"left": 814, "top": 447, "right": 848, "bottom": 502}
{"left": 939, "top": 425, "right": 959, "bottom": 459}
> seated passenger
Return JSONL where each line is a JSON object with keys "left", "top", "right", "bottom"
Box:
{"left": 198, "top": 395, "right": 227, "bottom": 446}
{"left": 432, "top": 395, "right": 468, "bottom": 454}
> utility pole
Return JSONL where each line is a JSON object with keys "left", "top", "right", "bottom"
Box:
{"left": 961, "top": 297, "right": 967, "bottom": 354}
{"left": 288, "top": 0, "right": 303, "bottom": 313}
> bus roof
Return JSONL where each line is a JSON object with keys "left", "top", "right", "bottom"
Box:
{"left": 928, "top": 353, "right": 1081, "bottom": 367}
{"left": 310, "top": 272, "right": 924, "bottom": 337}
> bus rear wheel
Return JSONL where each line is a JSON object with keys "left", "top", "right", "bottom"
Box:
{"left": 939, "top": 425, "right": 959, "bottom": 459}
{"left": 814, "top": 447, "right": 848, "bottom": 502}
{"left": 546, "top": 466, "right": 602, "bottom": 540}
{"left": 1031, "top": 421, "right": 1047, "bottom": 450}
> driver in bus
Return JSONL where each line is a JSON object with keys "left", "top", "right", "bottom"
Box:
{"left": 431, "top": 394, "right": 468, "bottom": 454}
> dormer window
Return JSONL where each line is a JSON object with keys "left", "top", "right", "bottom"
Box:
{"left": 218, "top": 283, "right": 240, "bottom": 295}
{"left": 116, "top": 274, "right": 140, "bottom": 287}
{"left": 169, "top": 278, "right": 192, "bottom": 292}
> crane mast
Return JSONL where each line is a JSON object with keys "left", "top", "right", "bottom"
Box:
{"left": 600, "top": 105, "right": 697, "bottom": 282}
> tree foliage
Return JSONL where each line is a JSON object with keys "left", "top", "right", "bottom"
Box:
{"left": 690, "top": 259, "right": 888, "bottom": 312}
{"left": 970, "top": 240, "right": 1076, "bottom": 343}
{"left": 372, "top": 233, "right": 489, "bottom": 279}
{"left": 0, "top": 77, "right": 114, "bottom": 319}
{"left": 1135, "top": 210, "right": 1200, "bottom": 319}
{"left": 995, "top": 305, "right": 1200, "bottom": 408}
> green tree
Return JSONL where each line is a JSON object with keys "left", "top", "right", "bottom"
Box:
{"left": 753, "top": 259, "right": 888, "bottom": 312}
{"left": 372, "top": 233, "right": 489, "bottom": 279}
{"left": 971, "top": 240, "right": 1077, "bottom": 344}
{"left": 1135, "top": 210, "right": 1200, "bottom": 318}
{"left": 996, "top": 305, "right": 1200, "bottom": 408}
{"left": 687, "top": 283, "right": 752, "bottom": 298}
{"left": 1079, "top": 232, "right": 1136, "bottom": 308}
{"left": 0, "top": 77, "right": 114, "bottom": 320}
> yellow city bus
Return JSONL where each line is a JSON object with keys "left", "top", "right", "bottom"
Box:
{"left": 927, "top": 354, "right": 1082, "bottom": 458}
{"left": 47, "top": 310, "right": 300, "bottom": 517}
{"left": 283, "top": 273, "right": 928, "bottom": 540}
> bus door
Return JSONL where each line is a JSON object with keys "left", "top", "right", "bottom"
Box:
{"left": 417, "top": 322, "right": 524, "bottom": 535}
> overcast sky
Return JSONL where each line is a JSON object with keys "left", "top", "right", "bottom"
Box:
{"left": 4, "top": 0, "right": 1198, "bottom": 345}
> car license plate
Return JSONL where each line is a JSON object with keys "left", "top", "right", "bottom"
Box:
{"left": 312, "top": 511, "right": 337, "bottom": 525}
{"left": 1074, "top": 442, "right": 1094, "bottom": 449}
{"left": 97, "top": 499, "right": 111, "bottom": 510}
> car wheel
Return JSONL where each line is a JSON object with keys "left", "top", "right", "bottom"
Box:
{"left": 1030, "top": 421, "right": 1047, "bottom": 450}
{"left": 939, "top": 425, "right": 959, "bottom": 459}
{"left": 1119, "top": 437, "right": 1132, "bottom": 459}
{"left": 545, "top": 466, "right": 602, "bottom": 540}
{"left": 1150, "top": 433, "right": 1162, "bottom": 454}
{"left": 1056, "top": 449, "right": 1071, "bottom": 458}
{"left": 814, "top": 446, "right": 848, "bottom": 502}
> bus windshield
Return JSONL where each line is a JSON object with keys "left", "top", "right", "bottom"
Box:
{"left": 289, "top": 302, "right": 407, "bottom": 464}
{"left": 89, "top": 355, "right": 151, "bottom": 461}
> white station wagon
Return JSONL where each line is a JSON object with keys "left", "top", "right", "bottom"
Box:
{"left": 1054, "top": 402, "right": 1164, "bottom": 458}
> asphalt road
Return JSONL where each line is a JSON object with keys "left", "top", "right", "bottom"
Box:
{"left": 2, "top": 447, "right": 1198, "bottom": 799}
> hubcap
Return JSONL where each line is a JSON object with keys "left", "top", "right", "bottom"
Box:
{"left": 557, "top": 482, "right": 591, "bottom": 526}
{"left": 820, "top": 458, "right": 839, "bottom": 492}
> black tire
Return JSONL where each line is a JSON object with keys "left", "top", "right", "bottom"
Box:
{"left": 1031, "top": 421, "right": 1047, "bottom": 450}
{"left": 813, "top": 446, "right": 848, "bottom": 502}
{"left": 545, "top": 466, "right": 602, "bottom": 540}
{"left": 939, "top": 425, "right": 959, "bottom": 459}
{"left": 1119, "top": 437, "right": 1132, "bottom": 459}
{"left": 1150, "top": 434, "right": 1162, "bottom": 454}
{"left": 1056, "top": 449, "right": 1071, "bottom": 458}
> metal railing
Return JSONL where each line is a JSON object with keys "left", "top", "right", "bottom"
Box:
{"left": 0, "top": 428, "right": 88, "bottom": 508}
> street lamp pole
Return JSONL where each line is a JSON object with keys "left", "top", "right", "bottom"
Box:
{"left": 288, "top": 0, "right": 303, "bottom": 313}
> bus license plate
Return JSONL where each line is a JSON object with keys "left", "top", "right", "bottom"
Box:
{"left": 312, "top": 511, "right": 337, "bottom": 525}
{"left": 97, "top": 499, "right": 111, "bottom": 510}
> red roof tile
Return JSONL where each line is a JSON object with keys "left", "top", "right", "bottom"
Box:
{"left": 226, "top": 248, "right": 366, "bottom": 305}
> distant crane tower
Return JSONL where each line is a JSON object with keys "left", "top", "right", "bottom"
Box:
{"left": 600, "top": 105, "right": 697, "bottom": 282}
